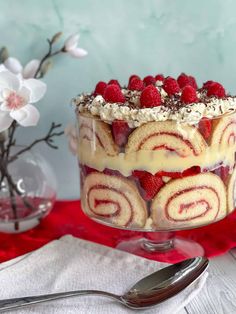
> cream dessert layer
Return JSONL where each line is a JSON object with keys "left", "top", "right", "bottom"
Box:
{"left": 74, "top": 78, "right": 236, "bottom": 127}
{"left": 78, "top": 140, "right": 236, "bottom": 177}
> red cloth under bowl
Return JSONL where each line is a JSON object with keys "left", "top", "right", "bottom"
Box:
{"left": 0, "top": 200, "right": 235, "bottom": 263}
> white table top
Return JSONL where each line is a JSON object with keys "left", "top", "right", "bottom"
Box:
{"left": 178, "top": 249, "right": 236, "bottom": 314}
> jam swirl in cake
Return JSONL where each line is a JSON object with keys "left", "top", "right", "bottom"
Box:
{"left": 75, "top": 74, "right": 236, "bottom": 231}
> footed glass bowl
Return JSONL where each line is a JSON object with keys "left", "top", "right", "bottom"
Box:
{"left": 77, "top": 112, "right": 236, "bottom": 261}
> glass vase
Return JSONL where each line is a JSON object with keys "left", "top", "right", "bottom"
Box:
{"left": 0, "top": 146, "right": 56, "bottom": 233}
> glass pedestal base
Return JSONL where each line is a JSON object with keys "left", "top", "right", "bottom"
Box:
{"left": 116, "top": 232, "right": 204, "bottom": 263}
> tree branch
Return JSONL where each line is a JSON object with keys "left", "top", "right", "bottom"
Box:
{"left": 9, "top": 122, "right": 64, "bottom": 163}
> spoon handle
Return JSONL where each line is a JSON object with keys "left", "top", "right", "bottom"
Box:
{"left": 0, "top": 290, "right": 121, "bottom": 311}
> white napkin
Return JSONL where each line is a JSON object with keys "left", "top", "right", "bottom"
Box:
{"left": 0, "top": 235, "right": 208, "bottom": 314}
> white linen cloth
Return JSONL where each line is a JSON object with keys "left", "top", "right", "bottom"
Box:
{"left": 0, "top": 235, "right": 208, "bottom": 313}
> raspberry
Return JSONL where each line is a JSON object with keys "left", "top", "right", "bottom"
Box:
{"left": 207, "top": 82, "right": 226, "bottom": 98}
{"left": 155, "top": 74, "right": 164, "bottom": 81}
{"left": 128, "top": 77, "right": 144, "bottom": 91}
{"left": 203, "top": 80, "right": 214, "bottom": 89}
{"left": 103, "top": 84, "right": 125, "bottom": 103}
{"left": 112, "top": 120, "right": 131, "bottom": 146}
{"left": 139, "top": 172, "right": 164, "bottom": 201}
{"left": 163, "top": 77, "right": 180, "bottom": 95}
{"left": 108, "top": 79, "right": 120, "bottom": 87}
{"left": 188, "top": 76, "right": 198, "bottom": 89}
{"left": 128, "top": 75, "right": 140, "bottom": 84}
{"left": 177, "top": 73, "right": 198, "bottom": 89}
{"left": 177, "top": 73, "right": 190, "bottom": 88}
{"left": 180, "top": 85, "right": 198, "bottom": 104}
{"left": 198, "top": 119, "right": 212, "bottom": 140}
{"left": 94, "top": 81, "right": 107, "bottom": 96}
{"left": 140, "top": 85, "right": 161, "bottom": 108}
{"left": 143, "top": 75, "right": 156, "bottom": 86}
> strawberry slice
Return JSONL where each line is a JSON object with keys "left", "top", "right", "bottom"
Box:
{"left": 132, "top": 170, "right": 147, "bottom": 179}
{"left": 198, "top": 119, "right": 212, "bottom": 140}
{"left": 182, "top": 166, "right": 201, "bottom": 177}
{"left": 157, "top": 166, "right": 201, "bottom": 179}
{"left": 138, "top": 172, "right": 164, "bottom": 201}
{"left": 112, "top": 120, "right": 131, "bottom": 147}
{"left": 214, "top": 166, "right": 230, "bottom": 183}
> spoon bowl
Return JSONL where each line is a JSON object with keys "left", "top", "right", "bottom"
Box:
{"left": 122, "top": 256, "right": 208, "bottom": 309}
{"left": 0, "top": 257, "right": 208, "bottom": 311}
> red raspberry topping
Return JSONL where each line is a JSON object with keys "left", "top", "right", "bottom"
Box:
{"left": 94, "top": 81, "right": 107, "bottom": 96}
{"left": 203, "top": 80, "right": 214, "bottom": 89}
{"left": 198, "top": 118, "right": 212, "bottom": 140}
{"left": 128, "top": 75, "right": 140, "bottom": 84}
{"left": 180, "top": 85, "right": 198, "bottom": 104}
{"left": 188, "top": 76, "right": 198, "bottom": 89}
{"left": 140, "top": 85, "right": 161, "bottom": 108}
{"left": 163, "top": 77, "right": 180, "bottom": 95}
{"left": 139, "top": 172, "right": 164, "bottom": 201}
{"left": 108, "top": 79, "right": 120, "bottom": 87}
{"left": 128, "top": 77, "right": 144, "bottom": 91}
{"left": 177, "top": 73, "right": 190, "bottom": 88}
{"left": 112, "top": 120, "right": 131, "bottom": 146}
{"left": 177, "top": 73, "right": 198, "bottom": 89}
{"left": 143, "top": 75, "right": 156, "bottom": 86}
{"left": 103, "top": 84, "right": 125, "bottom": 103}
{"left": 207, "top": 82, "right": 226, "bottom": 98}
{"left": 155, "top": 74, "right": 164, "bottom": 81}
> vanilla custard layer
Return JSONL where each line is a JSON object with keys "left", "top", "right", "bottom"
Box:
{"left": 78, "top": 139, "right": 236, "bottom": 176}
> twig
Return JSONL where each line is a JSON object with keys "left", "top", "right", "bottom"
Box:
{"left": 9, "top": 122, "right": 64, "bottom": 163}
{"left": 7, "top": 176, "right": 19, "bottom": 231}
{"left": 34, "top": 38, "right": 62, "bottom": 79}
{"left": 0, "top": 159, "right": 35, "bottom": 212}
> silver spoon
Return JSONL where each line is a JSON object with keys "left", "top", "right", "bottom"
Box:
{"left": 0, "top": 256, "right": 208, "bottom": 311}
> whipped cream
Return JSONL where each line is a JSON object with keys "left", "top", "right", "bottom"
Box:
{"left": 74, "top": 87, "right": 236, "bottom": 127}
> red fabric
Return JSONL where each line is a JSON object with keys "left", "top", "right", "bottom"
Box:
{"left": 0, "top": 200, "right": 236, "bottom": 263}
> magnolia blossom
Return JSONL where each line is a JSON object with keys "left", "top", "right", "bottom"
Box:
{"left": 4, "top": 57, "right": 40, "bottom": 79}
{"left": 64, "top": 34, "right": 88, "bottom": 58}
{"left": 65, "top": 123, "right": 77, "bottom": 155}
{"left": 0, "top": 69, "right": 46, "bottom": 132}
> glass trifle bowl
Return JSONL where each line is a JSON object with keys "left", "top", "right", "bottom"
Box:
{"left": 74, "top": 74, "right": 236, "bottom": 262}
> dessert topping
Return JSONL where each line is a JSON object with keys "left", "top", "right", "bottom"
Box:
{"left": 140, "top": 85, "right": 161, "bottom": 108}
{"left": 94, "top": 81, "right": 107, "bottom": 96}
{"left": 180, "top": 85, "right": 198, "bottom": 104}
{"left": 128, "top": 77, "right": 144, "bottom": 91}
{"left": 143, "top": 75, "right": 156, "bottom": 86}
{"left": 163, "top": 77, "right": 180, "bottom": 95}
{"left": 103, "top": 84, "right": 125, "bottom": 103}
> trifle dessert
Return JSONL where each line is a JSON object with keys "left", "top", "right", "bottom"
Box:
{"left": 74, "top": 74, "right": 236, "bottom": 233}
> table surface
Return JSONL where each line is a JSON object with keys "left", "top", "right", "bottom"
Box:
{"left": 179, "top": 249, "right": 236, "bottom": 314}
{"left": 0, "top": 250, "right": 235, "bottom": 313}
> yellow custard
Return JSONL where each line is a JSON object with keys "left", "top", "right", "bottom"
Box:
{"left": 78, "top": 139, "right": 236, "bottom": 176}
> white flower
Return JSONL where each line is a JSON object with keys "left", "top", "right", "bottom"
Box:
{"left": 0, "top": 70, "right": 46, "bottom": 132}
{"left": 4, "top": 57, "right": 40, "bottom": 79}
{"left": 65, "top": 123, "right": 77, "bottom": 155}
{"left": 64, "top": 34, "right": 88, "bottom": 58}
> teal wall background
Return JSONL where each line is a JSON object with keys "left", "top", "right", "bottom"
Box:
{"left": 1, "top": 0, "right": 236, "bottom": 199}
